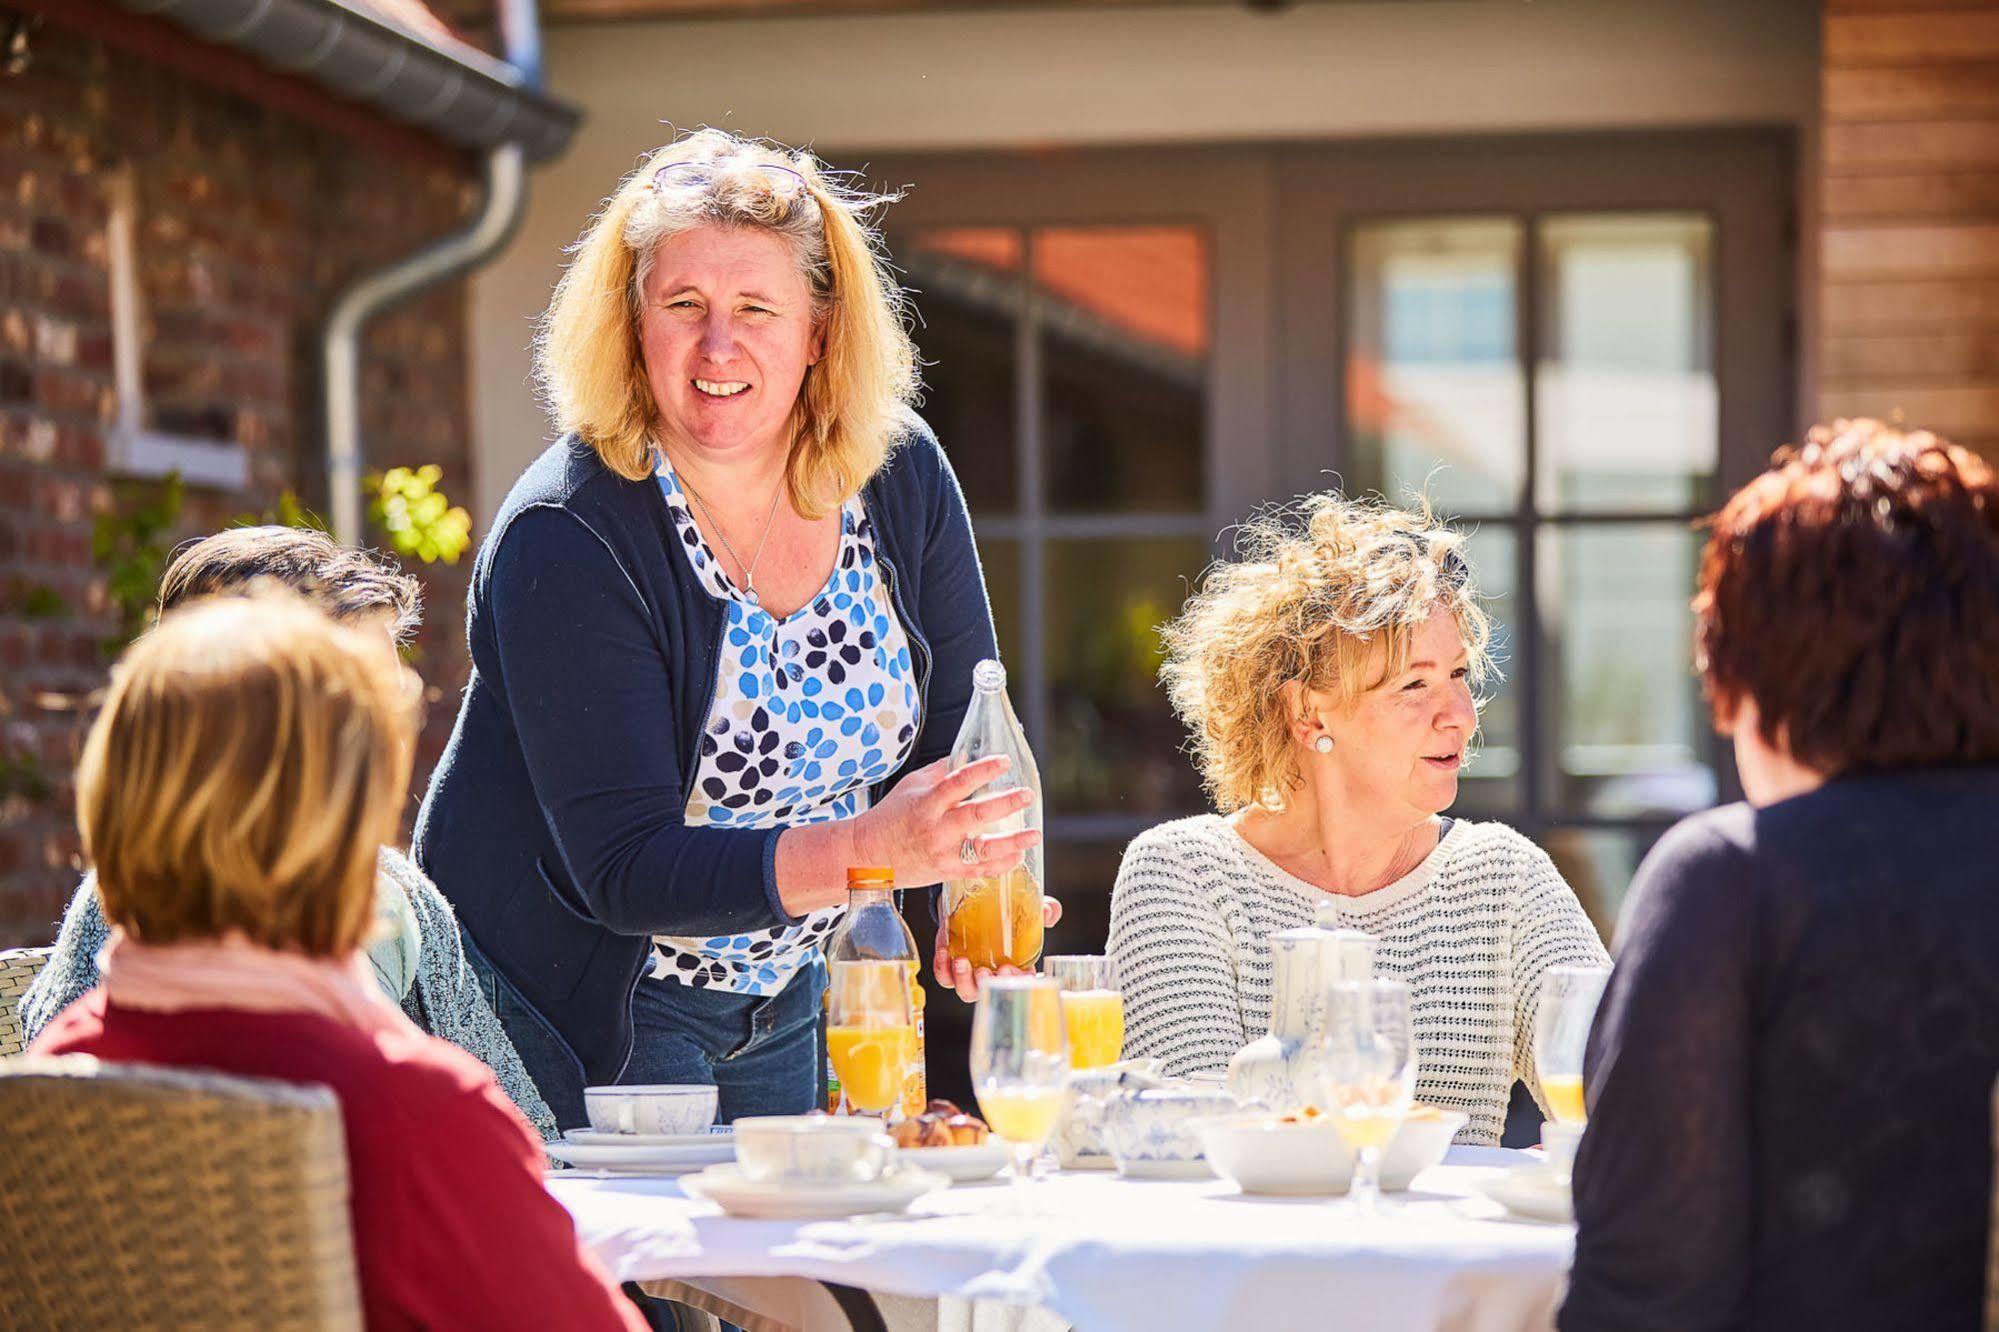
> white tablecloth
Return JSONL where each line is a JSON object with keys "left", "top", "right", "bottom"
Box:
{"left": 553, "top": 1146, "right": 1572, "bottom": 1332}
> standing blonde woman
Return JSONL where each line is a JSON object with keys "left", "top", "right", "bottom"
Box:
{"left": 1109, "top": 494, "right": 1607, "bottom": 1144}
{"left": 415, "top": 129, "right": 1047, "bottom": 1129}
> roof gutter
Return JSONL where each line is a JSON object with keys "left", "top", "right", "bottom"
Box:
{"left": 314, "top": 0, "right": 552, "bottom": 543}
{"left": 114, "top": 0, "right": 574, "bottom": 161}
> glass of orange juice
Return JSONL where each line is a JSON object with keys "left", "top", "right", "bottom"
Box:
{"left": 971, "top": 975, "right": 1068, "bottom": 1209}
{"left": 1044, "top": 955, "right": 1124, "bottom": 1069}
{"left": 1533, "top": 963, "right": 1610, "bottom": 1135}
{"left": 827, "top": 961, "right": 917, "bottom": 1119}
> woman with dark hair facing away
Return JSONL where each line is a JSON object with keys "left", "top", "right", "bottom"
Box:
{"left": 1561, "top": 420, "right": 1999, "bottom": 1331}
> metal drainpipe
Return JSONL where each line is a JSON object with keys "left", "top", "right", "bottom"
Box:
{"left": 323, "top": 0, "right": 542, "bottom": 545}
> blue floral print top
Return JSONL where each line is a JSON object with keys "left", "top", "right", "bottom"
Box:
{"left": 650, "top": 459, "right": 920, "bottom": 994}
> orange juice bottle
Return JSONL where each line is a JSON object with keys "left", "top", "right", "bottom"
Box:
{"left": 824, "top": 866, "right": 927, "bottom": 1117}
{"left": 942, "top": 660, "right": 1044, "bottom": 972}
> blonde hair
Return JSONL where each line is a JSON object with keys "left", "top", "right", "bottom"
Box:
{"left": 78, "top": 591, "right": 420, "bottom": 956}
{"left": 1159, "top": 493, "right": 1494, "bottom": 813}
{"left": 534, "top": 128, "right": 918, "bottom": 519}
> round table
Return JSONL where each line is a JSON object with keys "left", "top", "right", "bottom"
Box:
{"left": 553, "top": 1145, "right": 1571, "bottom": 1331}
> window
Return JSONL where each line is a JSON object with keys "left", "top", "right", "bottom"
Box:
{"left": 904, "top": 224, "right": 1214, "bottom": 852}
{"left": 104, "top": 164, "right": 249, "bottom": 488}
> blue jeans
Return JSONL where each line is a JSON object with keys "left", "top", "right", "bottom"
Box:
{"left": 462, "top": 925, "right": 823, "bottom": 1131}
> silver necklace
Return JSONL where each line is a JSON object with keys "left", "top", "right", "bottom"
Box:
{"left": 679, "top": 472, "right": 786, "bottom": 605}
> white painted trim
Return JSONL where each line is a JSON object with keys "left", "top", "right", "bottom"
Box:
{"left": 104, "top": 162, "right": 250, "bottom": 491}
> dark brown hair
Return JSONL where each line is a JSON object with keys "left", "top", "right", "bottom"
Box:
{"left": 1694, "top": 418, "right": 1999, "bottom": 774}
{"left": 159, "top": 526, "right": 421, "bottom": 644}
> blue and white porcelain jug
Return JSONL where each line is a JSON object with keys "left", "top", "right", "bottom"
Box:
{"left": 1224, "top": 926, "right": 1376, "bottom": 1114}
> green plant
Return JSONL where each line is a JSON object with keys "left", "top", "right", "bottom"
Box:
{"left": 94, "top": 469, "right": 184, "bottom": 652}
{"left": 368, "top": 465, "right": 472, "bottom": 565}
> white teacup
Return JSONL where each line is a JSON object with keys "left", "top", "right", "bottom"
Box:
{"left": 582, "top": 1084, "right": 718, "bottom": 1137}
{"left": 1543, "top": 1120, "right": 1584, "bottom": 1182}
{"left": 733, "top": 1115, "right": 895, "bottom": 1185}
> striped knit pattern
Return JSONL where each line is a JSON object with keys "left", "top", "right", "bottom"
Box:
{"left": 1108, "top": 814, "right": 1609, "bottom": 1146}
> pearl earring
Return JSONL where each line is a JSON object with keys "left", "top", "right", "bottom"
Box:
{"left": 1314, "top": 734, "right": 1335, "bottom": 754}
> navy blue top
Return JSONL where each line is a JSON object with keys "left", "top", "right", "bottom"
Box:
{"left": 1561, "top": 764, "right": 1999, "bottom": 1332}
{"left": 412, "top": 419, "right": 997, "bottom": 1086}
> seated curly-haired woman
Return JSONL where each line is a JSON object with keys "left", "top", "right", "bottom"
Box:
{"left": 1562, "top": 421, "right": 1999, "bottom": 1331}
{"left": 29, "top": 592, "right": 643, "bottom": 1329}
{"left": 1109, "top": 492, "right": 1606, "bottom": 1145}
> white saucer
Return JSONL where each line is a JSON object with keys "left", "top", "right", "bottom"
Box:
{"left": 896, "top": 1140, "right": 1009, "bottom": 1183}
{"left": 1477, "top": 1165, "right": 1573, "bottom": 1223}
{"left": 563, "top": 1128, "right": 731, "bottom": 1148}
{"left": 545, "top": 1137, "right": 738, "bottom": 1173}
{"left": 680, "top": 1163, "right": 948, "bottom": 1219}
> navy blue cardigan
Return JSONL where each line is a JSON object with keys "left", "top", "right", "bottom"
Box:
{"left": 412, "top": 420, "right": 997, "bottom": 1086}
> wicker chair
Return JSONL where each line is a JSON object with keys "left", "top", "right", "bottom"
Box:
{"left": 0, "top": 945, "right": 53, "bottom": 1057}
{"left": 0, "top": 1054, "right": 364, "bottom": 1330}
{"left": 1988, "top": 1074, "right": 1999, "bottom": 1332}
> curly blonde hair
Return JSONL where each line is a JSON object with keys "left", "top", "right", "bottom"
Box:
{"left": 534, "top": 128, "right": 919, "bottom": 519}
{"left": 1160, "top": 493, "right": 1495, "bottom": 813}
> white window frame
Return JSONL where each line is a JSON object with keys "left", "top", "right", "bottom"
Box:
{"left": 105, "top": 164, "right": 249, "bottom": 490}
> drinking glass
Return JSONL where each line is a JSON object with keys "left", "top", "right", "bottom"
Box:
{"left": 1533, "top": 964, "right": 1611, "bottom": 1130}
{"left": 1316, "top": 979, "right": 1416, "bottom": 1218}
{"left": 1044, "top": 955, "right": 1125, "bottom": 1069}
{"left": 826, "top": 960, "right": 917, "bottom": 1119}
{"left": 970, "top": 975, "right": 1069, "bottom": 1207}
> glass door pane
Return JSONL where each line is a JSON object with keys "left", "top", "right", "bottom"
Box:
{"left": 1347, "top": 219, "right": 1523, "bottom": 516}
{"left": 1539, "top": 524, "right": 1712, "bottom": 819}
{"left": 1536, "top": 214, "right": 1717, "bottom": 512}
{"left": 1035, "top": 226, "right": 1209, "bottom": 514}
{"left": 905, "top": 228, "right": 1023, "bottom": 515}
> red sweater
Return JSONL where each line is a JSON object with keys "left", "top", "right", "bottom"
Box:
{"left": 33, "top": 993, "right": 645, "bottom": 1332}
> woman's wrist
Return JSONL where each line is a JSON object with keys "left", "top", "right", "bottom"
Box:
{"left": 772, "top": 819, "right": 864, "bottom": 918}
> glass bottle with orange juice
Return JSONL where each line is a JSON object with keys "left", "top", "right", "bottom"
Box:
{"left": 826, "top": 960, "right": 916, "bottom": 1117}
{"left": 942, "top": 660, "right": 1044, "bottom": 972}
{"left": 824, "top": 866, "right": 927, "bottom": 1117}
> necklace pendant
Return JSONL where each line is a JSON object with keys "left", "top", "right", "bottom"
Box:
{"left": 744, "top": 585, "right": 760, "bottom": 605}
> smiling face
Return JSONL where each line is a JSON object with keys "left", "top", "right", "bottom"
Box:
{"left": 638, "top": 223, "right": 825, "bottom": 465}
{"left": 1308, "top": 607, "right": 1479, "bottom": 821}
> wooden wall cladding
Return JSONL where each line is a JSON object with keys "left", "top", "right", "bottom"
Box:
{"left": 1821, "top": 1, "right": 1999, "bottom": 454}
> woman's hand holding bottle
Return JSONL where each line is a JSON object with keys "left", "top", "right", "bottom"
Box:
{"left": 849, "top": 754, "right": 1042, "bottom": 886}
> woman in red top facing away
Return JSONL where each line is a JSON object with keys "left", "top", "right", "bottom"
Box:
{"left": 31, "top": 589, "right": 645, "bottom": 1332}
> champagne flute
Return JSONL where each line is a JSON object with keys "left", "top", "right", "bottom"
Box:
{"left": 970, "top": 975, "right": 1069, "bottom": 1208}
{"left": 1316, "top": 979, "right": 1416, "bottom": 1218}
{"left": 1044, "top": 955, "right": 1125, "bottom": 1069}
{"left": 1534, "top": 964, "right": 1610, "bottom": 1178}
{"left": 826, "top": 960, "right": 917, "bottom": 1120}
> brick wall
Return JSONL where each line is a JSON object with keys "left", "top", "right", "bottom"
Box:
{"left": 0, "top": 20, "right": 480, "bottom": 946}
{"left": 1821, "top": 0, "right": 1999, "bottom": 454}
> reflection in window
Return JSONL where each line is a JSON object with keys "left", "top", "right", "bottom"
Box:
{"left": 905, "top": 229, "right": 1022, "bottom": 514}
{"left": 1537, "top": 214, "right": 1716, "bottom": 511}
{"left": 1348, "top": 219, "right": 1523, "bottom": 516}
{"left": 1045, "top": 539, "right": 1208, "bottom": 816}
{"left": 1543, "top": 825, "right": 1665, "bottom": 941}
{"left": 1037, "top": 227, "right": 1207, "bottom": 514}
{"left": 1542, "top": 525, "right": 1711, "bottom": 818}
{"left": 1456, "top": 523, "right": 1520, "bottom": 816}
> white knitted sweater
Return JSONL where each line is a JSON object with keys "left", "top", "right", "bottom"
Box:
{"left": 1108, "top": 814, "right": 1609, "bottom": 1145}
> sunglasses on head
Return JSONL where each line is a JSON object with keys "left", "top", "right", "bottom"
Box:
{"left": 650, "top": 160, "right": 809, "bottom": 200}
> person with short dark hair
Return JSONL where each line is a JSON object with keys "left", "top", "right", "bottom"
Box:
{"left": 1561, "top": 419, "right": 1999, "bottom": 1331}
{"left": 17, "top": 526, "right": 557, "bottom": 1139}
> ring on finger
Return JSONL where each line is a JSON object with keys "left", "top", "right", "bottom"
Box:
{"left": 959, "top": 835, "right": 981, "bottom": 865}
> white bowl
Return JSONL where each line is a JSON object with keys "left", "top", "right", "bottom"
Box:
{"left": 1195, "top": 1114, "right": 1354, "bottom": 1195}
{"left": 1381, "top": 1107, "right": 1468, "bottom": 1190}
{"left": 1195, "top": 1106, "right": 1469, "bottom": 1196}
{"left": 583, "top": 1084, "right": 718, "bottom": 1137}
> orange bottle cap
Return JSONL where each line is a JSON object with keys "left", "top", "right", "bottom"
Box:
{"left": 846, "top": 866, "right": 895, "bottom": 889}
